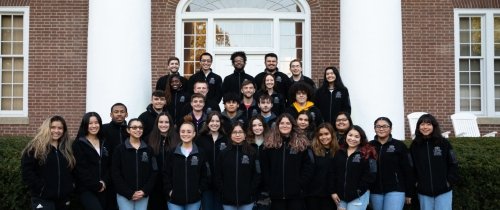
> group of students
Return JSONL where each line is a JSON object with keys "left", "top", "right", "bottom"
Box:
{"left": 20, "top": 51, "right": 458, "bottom": 210}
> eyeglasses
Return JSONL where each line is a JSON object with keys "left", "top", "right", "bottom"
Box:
{"left": 375, "top": 125, "right": 391, "bottom": 129}
{"left": 232, "top": 131, "right": 245, "bottom": 135}
{"left": 200, "top": 59, "right": 212, "bottom": 63}
{"left": 336, "top": 118, "right": 348, "bottom": 122}
{"left": 129, "top": 126, "right": 144, "bottom": 130}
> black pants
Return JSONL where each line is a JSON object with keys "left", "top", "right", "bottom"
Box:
{"left": 147, "top": 183, "right": 167, "bottom": 210}
{"left": 80, "top": 190, "right": 106, "bottom": 210}
{"left": 31, "top": 197, "right": 70, "bottom": 210}
{"left": 305, "top": 196, "right": 336, "bottom": 210}
{"left": 271, "top": 198, "right": 304, "bottom": 210}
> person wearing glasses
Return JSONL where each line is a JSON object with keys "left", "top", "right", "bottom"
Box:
{"left": 334, "top": 112, "right": 353, "bottom": 146}
{"left": 216, "top": 122, "right": 260, "bottom": 210}
{"left": 315, "top": 66, "right": 351, "bottom": 125}
{"left": 111, "top": 118, "right": 157, "bottom": 210}
{"left": 369, "top": 117, "right": 414, "bottom": 210}
{"left": 187, "top": 52, "right": 223, "bottom": 103}
{"left": 261, "top": 113, "right": 313, "bottom": 210}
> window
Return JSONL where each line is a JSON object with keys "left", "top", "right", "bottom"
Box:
{"left": 183, "top": 21, "right": 206, "bottom": 76}
{"left": 0, "top": 8, "right": 28, "bottom": 117}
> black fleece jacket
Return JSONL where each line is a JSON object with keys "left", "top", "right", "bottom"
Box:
{"left": 187, "top": 69, "right": 223, "bottom": 103}
{"left": 21, "top": 146, "right": 74, "bottom": 200}
{"left": 139, "top": 104, "right": 169, "bottom": 137}
{"left": 167, "top": 88, "right": 191, "bottom": 125}
{"left": 305, "top": 149, "right": 334, "bottom": 198}
{"left": 329, "top": 148, "right": 377, "bottom": 202}
{"left": 73, "top": 137, "right": 110, "bottom": 193}
{"left": 222, "top": 69, "right": 255, "bottom": 96}
{"left": 163, "top": 143, "right": 210, "bottom": 205}
{"left": 216, "top": 144, "right": 261, "bottom": 205}
{"left": 369, "top": 137, "right": 414, "bottom": 197}
{"left": 155, "top": 73, "right": 188, "bottom": 91}
{"left": 285, "top": 103, "right": 324, "bottom": 127}
{"left": 410, "top": 137, "right": 459, "bottom": 196}
{"left": 111, "top": 139, "right": 157, "bottom": 200}
{"left": 314, "top": 86, "right": 351, "bottom": 125}
{"left": 261, "top": 137, "right": 314, "bottom": 199}
{"left": 195, "top": 133, "right": 228, "bottom": 190}
{"left": 255, "top": 69, "right": 292, "bottom": 102}
{"left": 254, "top": 90, "right": 286, "bottom": 116}
{"left": 102, "top": 120, "right": 128, "bottom": 156}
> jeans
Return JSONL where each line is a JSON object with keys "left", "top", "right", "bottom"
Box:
{"left": 370, "top": 191, "right": 405, "bottom": 210}
{"left": 116, "top": 194, "right": 149, "bottom": 210}
{"left": 167, "top": 201, "right": 201, "bottom": 210}
{"left": 223, "top": 203, "right": 254, "bottom": 210}
{"left": 418, "top": 191, "right": 452, "bottom": 210}
{"left": 201, "top": 190, "right": 223, "bottom": 210}
{"left": 338, "top": 191, "right": 370, "bottom": 210}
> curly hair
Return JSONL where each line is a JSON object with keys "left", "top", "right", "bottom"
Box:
{"left": 264, "top": 113, "right": 309, "bottom": 152}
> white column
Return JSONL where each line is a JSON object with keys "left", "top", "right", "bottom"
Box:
{"left": 87, "top": 0, "right": 151, "bottom": 121}
{"left": 340, "top": 0, "right": 404, "bottom": 139}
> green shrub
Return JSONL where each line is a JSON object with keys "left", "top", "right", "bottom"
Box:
{"left": 1, "top": 137, "right": 499, "bottom": 209}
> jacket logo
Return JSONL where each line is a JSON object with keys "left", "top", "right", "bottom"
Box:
{"left": 335, "top": 92, "right": 342, "bottom": 98}
{"left": 242, "top": 155, "right": 250, "bottom": 164}
{"left": 238, "top": 119, "right": 245, "bottom": 124}
{"left": 206, "top": 107, "right": 212, "bottom": 113}
{"left": 219, "top": 142, "right": 227, "bottom": 151}
{"left": 289, "top": 149, "right": 298, "bottom": 155}
{"left": 252, "top": 109, "right": 258, "bottom": 116}
{"left": 141, "top": 152, "right": 149, "bottom": 162}
{"left": 102, "top": 147, "right": 109, "bottom": 157}
{"left": 191, "top": 156, "right": 199, "bottom": 166}
{"left": 180, "top": 96, "right": 185, "bottom": 103}
{"left": 209, "top": 78, "right": 215, "bottom": 84}
{"left": 273, "top": 97, "right": 279, "bottom": 104}
{"left": 276, "top": 76, "right": 282, "bottom": 82}
{"left": 311, "top": 112, "right": 316, "bottom": 121}
{"left": 386, "top": 145, "right": 396, "bottom": 153}
{"left": 433, "top": 146, "right": 442, "bottom": 156}
{"left": 352, "top": 154, "right": 361, "bottom": 163}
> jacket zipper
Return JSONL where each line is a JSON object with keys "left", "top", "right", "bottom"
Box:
{"left": 236, "top": 146, "right": 240, "bottom": 206}
{"left": 343, "top": 152, "right": 349, "bottom": 200}
{"left": 56, "top": 149, "right": 61, "bottom": 198}
{"left": 136, "top": 149, "right": 139, "bottom": 190}
{"left": 426, "top": 141, "right": 434, "bottom": 194}
{"left": 378, "top": 144, "right": 384, "bottom": 192}
{"left": 282, "top": 142, "right": 286, "bottom": 199}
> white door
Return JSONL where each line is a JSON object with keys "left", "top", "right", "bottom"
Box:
{"left": 213, "top": 54, "right": 266, "bottom": 81}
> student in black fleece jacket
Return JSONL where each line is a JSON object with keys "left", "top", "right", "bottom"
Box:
{"left": 314, "top": 66, "right": 351, "bottom": 125}
{"left": 261, "top": 113, "right": 313, "bottom": 210}
{"left": 166, "top": 74, "right": 191, "bottom": 126}
{"left": 146, "top": 112, "right": 180, "bottom": 210}
{"left": 369, "top": 117, "right": 414, "bottom": 210}
{"left": 410, "top": 114, "right": 458, "bottom": 210}
{"left": 330, "top": 125, "right": 377, "bottom": 210}
{"left": 73, "top": 112, "right": 110, "bottom": 210}
{"left": 112, "top": 119, "right": 157, "bottom": 210}
{"left": 21, "top": 116, "right": 76, "bottom": 210}
{"left": 164, "top": 119, "right": 210, "bottom": 210}
{"left": 216, "top": 122, "right": 261, "bottom": 210}
{"left": 195, "top": 111, "right": 228, "bottom": 210}
{"left": 305, "top": 123, "right": 340, "bottom": 210}
{"left": 247, "top": 115, "right": 271, "bottom": 210}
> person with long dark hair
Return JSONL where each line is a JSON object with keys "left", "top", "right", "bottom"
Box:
{"left": 22, "top": 115, "right": 76, "bottom": 210}
{"left": 296, "top": 110, "right": 316, "bottom": 141}
{"left": 216, "top": 122, "right": 260, "bottom": 210}
{"left": 196, "top": 111, "right": 228, "bottom": 210}
{"left": 369, "top": 117, "right": 414, "bottom": 210}
{"left": 164, "top": 117, "right": 210, "bottom": 210}
{"left": 112, "top": 119, "right": 157, "bottom": 210}
{"left": 410, "top": 114, "right": 458, "bottom": 210}
{"left": 261, "top": 113, "right": 313, "bottom": 210}
{"left": 146, "top": 112, "right": 180, "bottom": 210}
{"left": 330, "top": 125, "right": 377, "bottom": 210}
{"left": 73, "top": 112, "right": 110, "bottom": 210}
{"left": 315, "top": 66, "right": 351, "bottom": 125}
{"left": 305, "top": 123, "right": 339, "bottom": 210}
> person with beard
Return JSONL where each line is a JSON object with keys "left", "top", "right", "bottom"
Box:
{"left": 239, "top": 80, "right": 260, "bottom": 123}
{"left": 139, "top": 90, "right": 169, "bottom": 137}
{"left": 254, "top": 53, "right": 292, "bottom": 102}
{"left": 155, "top": 56, "right": 187, "bottom": 91}
{"left": 187, "top": 52, "right": 223, "bottom": 103}
{"left": 222, "top": 51, "right": 255, "bottom": 97}
{"left": 166, "top": 74, "right": 190, "bottom": 126}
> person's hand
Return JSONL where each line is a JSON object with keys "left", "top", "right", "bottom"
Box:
{"left": 169, "top": 190, "right": 172, "bottom": 197}
{"left": 331, "top": 193, "right": 341, "bottom": 205}
{"left": 405, "top": 197, "right": 412, "bottom": 205}
{"left": 98, "top": 181, "right": 106, "bottom": 192}
{"left": 132, "top": 191, "right": 144, "bottom": 201}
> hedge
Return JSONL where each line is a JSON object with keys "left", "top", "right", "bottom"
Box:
{"left": 1, "top": 137, "right": 499, "bottom": 209}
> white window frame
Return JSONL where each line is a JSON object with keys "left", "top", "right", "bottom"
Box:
{"left": 175, "top": 0, "right": 312, "bottom": 77}
{"left": 0, "top": 7, "right": 29, "bottom": 118}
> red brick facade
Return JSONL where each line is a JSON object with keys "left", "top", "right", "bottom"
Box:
{"left": 0, "top": 0, "right": 499, "bottom": 138}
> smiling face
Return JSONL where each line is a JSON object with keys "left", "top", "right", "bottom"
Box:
{"left": 233, "top": 56, "right": 246, "bottom": 70}
{"left": 241, "top": 83, "right": 255, "bottom": 99}
{"left": 297, "top": 113, "right": 309, "bottom": 130}
{"left": 191, "top": 97, "right": 205, "bottom": 112}
{"left": 231, "top": 125, "right": 246, "bottom": 144}
{"left": 419, "top": 122, "right": 434, "bottom": 136}
{"left": 50, "top": 120, "right": 64, "bottom": 141}
{"left": 127, "top": 120, "right": 144, "bottom": 140}
{"left": 290, "top": 61, "right": 302, "bottom": 76}
{"left": 179, "top": 123, "right": 196, "bottom": 143}
{"left": 170, "top": 77, "right": 181, "bottom": 90}
{"left": 346, "top": 129, "right": 361, "bottom": 149}
{"left": 325, "top": 69, "right": 336, "bottom": 84}
{"left": 374, "top": 119, "right": 392, "bottom": 140}
{"left": 318, "top": 127, "right": 332, "bottom": 147}
{"left": 278, "top": 117, "right": 292, "bottom": 136}
{"left": 265, "top": 56, "right": 278, "bottom": 71}
{"left": 88, "top": 116, "right": 100, "bottom": 136}
{"left": 208, "top": 115, "right": 221, "bottom": 132}
{"left": 200, "top": 55, "right": 212, "bottom": 71}
{"left": 335, "top": 114, "right": 350, "bottom": 133}
{"left": 193, "top": 82, "right": 209, "bottom": 96}
{"left": 152, "top": 96, "right": 167, "bottom": 111}
{"left": 158, "top": 115, "right": 170, "bottom": 134}
{"left": 252, "top": 119, "right": 264, "bottom": 136}
{"left": 295, "top": 91, "right": 308, "bottom": 104}
{"left": 168, "top": 59, "right": 180, "bottom": 73}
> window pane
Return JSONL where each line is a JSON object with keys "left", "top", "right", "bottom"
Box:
{"left": 214, "top": 20, "right": 272, "bottom": 48}
{"left": 496, "top": 99, "right": 500, "bottom": 112}
{"left": 471, "top": 99, "right": 481, "bottom": 111}
{"left": 184, "top": 62, "right": 195, "bottom": 75}
{"left": 460, "top": 86, "right": 469, "bottom": 97}
{"left": 13, "top": 84, "right": 22, "bottom": 97}
{"left": 184, "top": 22, "right": 194, "bottom": 34}
{"left": 471, "top": 17, "right": 481, "bottom": 29}
{"left": 13, "top": 42, "right": 22, "bottom": 54}
{"left": 12, "top": 98, "right": 22, "bottom": 110}
{"left": 460, "top": 99, "right": 470, "bottom": 111}
{"left": 471, "top": 44, "right": 481, "bottom": 56}
{"left": 1, "top": 42, "right": 12, "bottom": 55}
{"left": 2, "top": 29, "right": 11, "bottom": 41}
{"left": 460, "top": 44, "right": 470, "bottom": 56}
{"left": 459, "top": 59, "right": 469, "bottom": 71}
{"left": 1, "top": 98, "right": 12, "bottom": 110}
{"left": 184, "top": 49, "right": 194, "bottom": 61}
{"left": 13, "top": 71, "right": 22, "bottom": 83}
{"left": 471, "top": 86, "right": 481, "bottom": 97}
{"left": 184, "top": 36, "right": 195, "bottom": 48}
{"left": 470, "top": 59, "right": 480, "bottom": 71}
{"left": 1, "top": 15, "right": 11, "bottom": 27}
{"left": 495, "top": 86, "right": 500, "bottom": 98}
{"left": 13, "top": 15, "right": 22, "bottom": 27}
{"left": 460, "top": 31, "right": 470, "bottom": 43}
{"left": 13, "top": 58, "right": 23, "bottom": 69}
{"left": 460, "top": 17, "right": 470, "bottom": 30}
{"left": 2, "top": 71, "right": 12, "bottom": 83}
{"left": 185, "top": 0, "right": 301, "bottom": 12}
{"left": 471, "top": 72, "right": 480, "bottom": 84}
{"left": 495, "top": 72, "right": 500, "bottom": 84}
{"left": 471, "top": 31, "right": 481, "bottom": 43}
{"left": 2, "top": 58, "right": 12, "bottom": 69}
{"left": 1, "top": 84, "right": 12, "bottom": 97}
{"left": 459, "top": 72, "right": 469, "bottom": 84}
{"left": 13, "top": 29, "right": 22, "bottom": 41}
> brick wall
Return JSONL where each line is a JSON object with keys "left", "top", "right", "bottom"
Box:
{"left": 0, "top": 0, "right": 88, "bottom": 136}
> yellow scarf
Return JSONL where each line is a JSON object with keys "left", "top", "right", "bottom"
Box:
{"left": 293, "top": 101, "right": 314, "bottom": 113}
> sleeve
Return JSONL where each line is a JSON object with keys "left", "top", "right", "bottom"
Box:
{"left": 260, "top": 148, "right": 271, "bottom": 192}
{"left": 21, "top": 151, "right": 44, "bottom": 195}
{"left": 251, "top": 154, "right": 262, "bottom": 195}
{"left": 200, "top": 153, "right": 211, "bottom": 192}
{"left": 299, "top": 148, "right": 314, "bottom": 190}
{"left": 214, "top": 150, "right": 225, "bottom": 194}
{"left": 73, "top": 141, "right": 103, "bottom": 192}
{"left": 141, "top": 149, "right": 158, "bottom": 196}
{"left": 111, "top": 147, "right": 135, "bottom": 200}
{"left": 445, "top": 141, "right": 459, "bottom": 185}
{"left": 163, "top": 151, "right": 173, "bottom": 197}
{"left": 312, "top": 107, "right": 324, "bottom": 127}
{"left": 360, "top": 157, "right": 377, "bottom": 190}
{"left": 398, "top": 142, "right": 415, "bottom": 197}
{"left": 343, "top": 89, "right": 351, "bottom": 115}
{"left": 328, "top": 155, "right": 337, "bottom": 194}
{"left": 221, "top": 77, "right": 229, "bottom": 98}
{"left": 214, "top": 75, "right": 223, "bottom": 104}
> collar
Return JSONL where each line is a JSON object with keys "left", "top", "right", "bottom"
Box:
{"left": 124, "top": 138, "right": 148, "bottom": 149}
{"left": 173, "top": 143, "right": 200, "bottom": 156}
{"left": 292, "top": 101, "right": 315, "bottom": 113}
